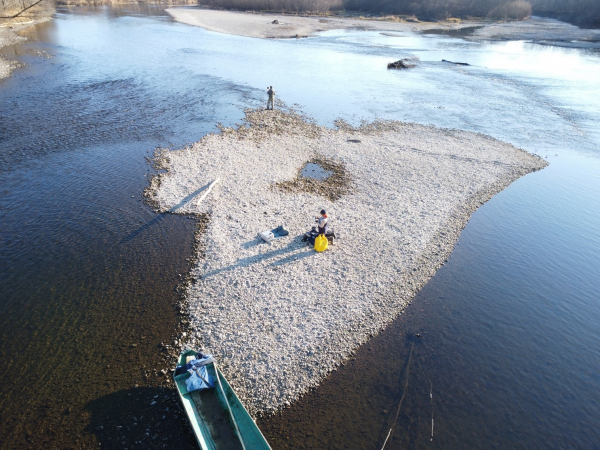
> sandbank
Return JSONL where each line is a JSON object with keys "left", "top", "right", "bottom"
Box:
{"left": 166, "top": 8, "right": 600, "bottom": 49}
{"left": 147, "top": 109, "right": 546, "bottom": 415}
{"left": 166, "top": 7, "right": 483, "bottom": 39}
{"left": 471, "top": 15, "right": 600, "bottom": 48}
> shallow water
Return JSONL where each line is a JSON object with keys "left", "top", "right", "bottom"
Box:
{"left": 300, "top": 162, "right": 333, "bottom": 180}
{"left": 1, "top": 5, "right": 599, "bottom": 449}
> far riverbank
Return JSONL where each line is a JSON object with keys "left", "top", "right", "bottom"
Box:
{"left": 167, "top": 7, "right": 600, "bottom": 49}
{"left": 166, "top": 7, "right": 488, "bottom": 39}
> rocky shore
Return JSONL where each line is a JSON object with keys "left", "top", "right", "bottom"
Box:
{"left": 0, "top": 3, "right": 54, "bottom": 80}
{"left": 147, "top": 109, "right": 547, "bottom": 415}
{"left": 0, "top": 24, "right": 27, "bottom": 79}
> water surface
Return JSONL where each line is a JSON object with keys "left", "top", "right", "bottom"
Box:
{"left": 1, "top": 5, "right": 600, "bottom": 449}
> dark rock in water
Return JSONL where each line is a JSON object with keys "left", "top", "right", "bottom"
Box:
{"left": 442, "top": 59, "right": 470, "bottom": 66}
{"left": 387, "top": 58, "right": 418, "bottom": 69}
{"left": 272, "top": 20, "right": 279, "bottom": 24}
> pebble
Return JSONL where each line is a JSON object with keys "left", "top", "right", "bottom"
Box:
{"left": 150, "top": 108, "right": 547, "bottom": 416}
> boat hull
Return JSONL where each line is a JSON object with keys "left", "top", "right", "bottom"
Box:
{"left": 174, "top": 349, "right": 272, "bottom": 450}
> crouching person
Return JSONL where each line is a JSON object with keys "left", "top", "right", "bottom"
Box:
{"left": 317, "top": 209, "right": 328, "bottom": 235}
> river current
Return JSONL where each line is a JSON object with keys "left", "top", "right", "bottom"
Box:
{"left": 1, "top": 5, "right": 599, "bottom": 449}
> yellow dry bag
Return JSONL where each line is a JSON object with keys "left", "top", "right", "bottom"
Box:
{"left": 314, "top": 234, "right": 328, "bottom": 252}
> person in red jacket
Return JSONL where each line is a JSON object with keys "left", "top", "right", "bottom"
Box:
{"left": 316, "top": 209, "right": 328, "bottom": 235}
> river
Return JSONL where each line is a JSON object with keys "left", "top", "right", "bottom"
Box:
{"left": 1, "top": 5, "right": 599, "bottom": 449}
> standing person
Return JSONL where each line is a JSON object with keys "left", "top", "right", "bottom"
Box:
{"left": 316, "top": 209, "right": 328, "bottom": 235}
{"left": 266, "top": 86, "right": 275, "bottom": 110}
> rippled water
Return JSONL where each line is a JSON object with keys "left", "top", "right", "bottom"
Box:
{"left": 1, "top": 5, "right": 599, "bottom": 449}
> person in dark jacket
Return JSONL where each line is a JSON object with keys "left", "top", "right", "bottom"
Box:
{"left": 266, "top": 86, "right": 275, "bottom": 110}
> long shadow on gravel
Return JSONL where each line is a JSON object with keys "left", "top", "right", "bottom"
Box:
{"left": 85, "top": 387, "right": 197, "bottom": 449}
{"left": 203, "top": 236, "right": 315, "bottom": 278}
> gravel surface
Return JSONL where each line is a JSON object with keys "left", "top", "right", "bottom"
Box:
{"left": 148, "top": 109, "right": 547, "bottom": 416}
{"left": 0, "top": 26, "right": 26, "bottom": 79}
{"left": 0, "top": 9, "right": 53, "bottom": 80}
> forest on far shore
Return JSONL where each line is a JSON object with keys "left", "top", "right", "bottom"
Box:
{"left": 198, "top": 0, "right": 600, "bottom": 27}
{"left": 2, "top": 0, "right": 599, "bottom": 27}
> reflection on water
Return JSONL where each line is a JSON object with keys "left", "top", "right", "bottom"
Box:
{"left": 0, "top": 5, "right": 252, "bottom": 449}
{"left": 1, "top": 4, "right": 600, "bottom": 449}
{"left": 300, "top": 162, "right": 333, "bottom": 180}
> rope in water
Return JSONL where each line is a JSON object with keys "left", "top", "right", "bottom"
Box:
{"left": 419, "top": 362, "right": 434, "bottom": 442}
{"left": 380, "top": 342, "right": 415, "bottom": 450}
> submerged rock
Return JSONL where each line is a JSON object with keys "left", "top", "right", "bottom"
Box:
{"left": 387, "top": 57, "right": 419, "bottom": 69}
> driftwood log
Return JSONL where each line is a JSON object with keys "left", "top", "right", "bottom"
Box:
{"left": 442, "top": 59, "right": 470, "bottom": 66}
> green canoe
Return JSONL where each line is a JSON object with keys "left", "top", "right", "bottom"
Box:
{"left": 174, "top": 349, "right": 272, "bottom": 450}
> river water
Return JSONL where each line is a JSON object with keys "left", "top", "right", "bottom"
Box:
{"left": 1, "top": 5, "right": 599, "bottom": 449}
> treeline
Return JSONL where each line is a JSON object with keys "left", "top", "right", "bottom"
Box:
{"left": 198, "top": 0, "right": 532, "bottom": 18}
{"left": 530, "top": 0, "right": 600, "bottom": 27}
{"left": 199, "top": 0, "right": 342, "bottom": 13}
{"left": 343, "top": 0, "right": 532, "bottom": 20}
{"left": 199, "top": 0, "right": 600, "bottom": 27}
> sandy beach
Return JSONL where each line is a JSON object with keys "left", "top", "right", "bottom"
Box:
{"left": 167, "top": 8, "right": 600, "bottom": 49}
{"left": 166, "top": 7, "right": 483, "bottom": 39}
{"left": 148, "top": 108, "right": 547, "bottom": 415}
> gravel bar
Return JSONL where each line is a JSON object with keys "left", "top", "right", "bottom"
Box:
{"left": 147, "top": 109, "right": 547, "bottom": 416}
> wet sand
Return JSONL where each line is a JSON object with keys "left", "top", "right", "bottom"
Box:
{"left": 148, "top": 108, "right": 547, "bottom": 415}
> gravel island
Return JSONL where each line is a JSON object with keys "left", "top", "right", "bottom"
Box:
{"left": 147, "top": 109, "right": 547, "bottom": 415}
